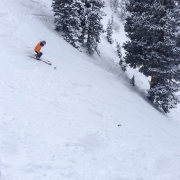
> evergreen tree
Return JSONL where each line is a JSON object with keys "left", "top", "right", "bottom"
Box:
{"left": 116, "top": 42, "right": 126, "bottom": 71}
{"left": 106, "top": 19, "right": 113, "bottom": 44}
{"left": 86, "top": 0, "right": 106, "bottom": 55}
{"left": 52, "top": 0, "right": 73, "bottom": 31}
{"left": 52, "top": 0, "right": 85, "bottom": 51}
{"left": 52, "top": 0, "right": 106, "bottom": 54}
{"left": 63, "top": 1, "right": 85, "bottom": 51}
{"left": 123, "top": 0, "right": 180, "bottom": 113}
{"left": 130, "top": 75, "right": 135, "bottom": 86}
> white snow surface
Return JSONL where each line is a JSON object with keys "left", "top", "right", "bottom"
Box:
{"left": 0, "top": 0, "right": 180, "bottom": 180}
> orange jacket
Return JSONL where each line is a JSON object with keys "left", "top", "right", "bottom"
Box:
{"left": 34, "top": 42, "right": 42, "bottom": 53}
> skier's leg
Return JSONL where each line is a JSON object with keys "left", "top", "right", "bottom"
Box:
{"left": 39, "top": 52, "right": 43, "bottom": 58}
{"left": 35, "top": 51, "right": 39, "bottom": 58}
{"left": 35, "top": 52, "right": 41, "bottom": 60}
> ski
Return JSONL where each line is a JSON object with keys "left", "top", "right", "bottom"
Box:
{"left": 29, "top": 56, "right": 52, "bottom": 65}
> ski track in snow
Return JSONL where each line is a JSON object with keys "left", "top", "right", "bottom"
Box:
{"left": 0, "top": 0, "right": 180, "bottom": 180}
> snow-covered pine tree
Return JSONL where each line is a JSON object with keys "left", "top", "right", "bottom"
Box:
{"left": 106, "top": 19, "right": 113, "bottom": 44}
{"left": 116, "top": 42, "right": 126, "bottom": 71}
{"left": 86, "top": 0, "right": 106, "bottom": 55}
{"left": 52, "top": 0, "right": 72, "bottom": 31}
{"left": 52, "top": 0, "right": 85, "bottom": 51}
{"left": 130, "top": 75, "right": 135, "bottom": 86}
{"left": 123, "top": 0, "right": 180, "bottom": 113}
{"left": 62, "top": 1, "right": 85, "bottom": 51}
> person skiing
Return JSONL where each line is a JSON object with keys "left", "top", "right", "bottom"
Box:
{"left": 34, "top": 41, "right": 46, "bottom": 60}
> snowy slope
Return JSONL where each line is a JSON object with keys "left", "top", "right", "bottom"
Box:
{"left": 0, "top": 0, "right": 180, "bottom": 180}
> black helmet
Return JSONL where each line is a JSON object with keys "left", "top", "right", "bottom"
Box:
{"left": 41, "top": 41, "right": 46, "bottom": 45}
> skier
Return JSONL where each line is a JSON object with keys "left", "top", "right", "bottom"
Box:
{"left": 34, "top": 41, "right": 46, "bottom": 60}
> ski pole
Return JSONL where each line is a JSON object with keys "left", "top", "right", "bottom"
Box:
{"left": 27, "top": 47, "right": 34, "bottom": 48}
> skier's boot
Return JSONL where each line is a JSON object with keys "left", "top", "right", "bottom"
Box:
{"left": 35, "top": 54, "right": 40, "bottom": 60}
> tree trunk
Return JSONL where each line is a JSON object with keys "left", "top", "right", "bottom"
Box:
{"left": 150, "top": 72, "right": 158, "bottom": 89}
